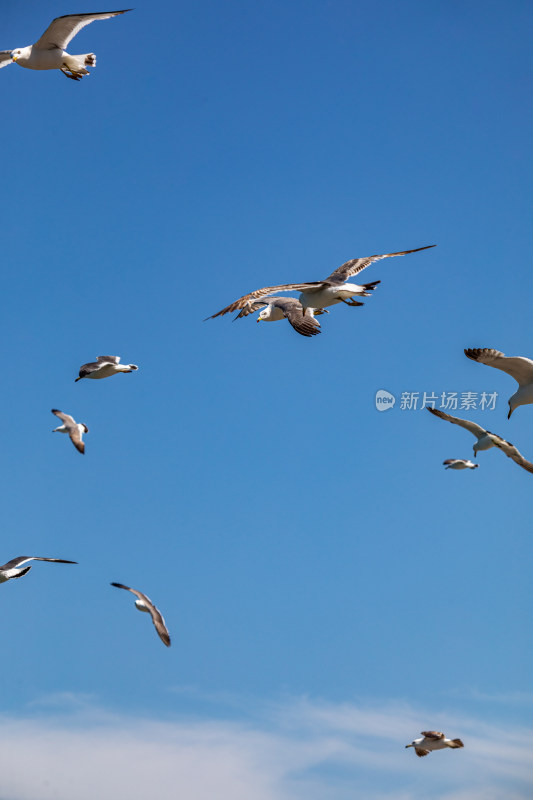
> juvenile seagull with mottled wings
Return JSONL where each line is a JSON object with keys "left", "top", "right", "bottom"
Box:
{"left": 0, "top": 10, "right": 131, "bottom": 80}
{"left": 51, "top": 409, "right": 89, "bottom": 454}
{"left": 465, "top": 348, "right": 533, "bottom": 419}
{"left": 234, "top": 296, "right": 322, "bottom": 337}
{"left": 406, "top": 731, "right": 464, "bottom": 757}
{"left": 0, "top": 556, "right": 77, "bottom": 584}
{"left": 208, "top": 245, "right": 436, "bottom": 323}
{"left": 111, "top": 583, "right": 171, "bottom": 647}
{"left": 75, "top": 355, "right": 138, "bottom": 381}
{"left": 427, "top": 407, "right": 533, "bottom": 473}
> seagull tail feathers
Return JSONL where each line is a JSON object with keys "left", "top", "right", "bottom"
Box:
{"left": 84, "top": 54, "right": 96, "bottom": 67}
{"left": 361, "top": 280, "right": 381, "bottom": 292}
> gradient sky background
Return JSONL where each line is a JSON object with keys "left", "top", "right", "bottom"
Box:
{"left": 1, "top": 1, "right": 532, "bottom": 798}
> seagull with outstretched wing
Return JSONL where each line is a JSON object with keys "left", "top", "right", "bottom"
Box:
{"left": 207, "top": 245, "right": 436, "bottom": 324}
{"left": 51, "top": 409, "right": 89, "bottom": 454}
{"left": 464, "top": 348, "right": 533, "bottom": 418}
{"left": 2, "top": 10, "right": 131, "bottom": 80}
{"left": 111, "top": 583, "right": 171, "bottom": 647}
{"left": 0, "top": 556, "right": 77, "bottom": 584}
{"left": 427, "top": 407, "right": 533, "bottom": 473}
{"left": 406, "top": 731, "right": 464, "bottom": 757}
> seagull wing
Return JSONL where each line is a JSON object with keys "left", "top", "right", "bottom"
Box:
{"left": 487, "top": 434, "right": 533, "bottom": 474}
{"left": 323, "top": 245, "right": 436, "bottom": 285}
{"left": 442, "top": 459, "right": 459, "bottom": 465}
{"left": 111, "top": 583, "right": 171, "bottom": 646}
{"left": 271, "top": 297, "right": 321, "bottom": 337}
{"left": 426, "top": 407, "right": 488, "bottom": 438}
{"left": 33, "top": 10, "right": 131, "bottom": 51}
{"left": 96, "top": 355, "right": 121, "bottom": 364}
{"left": 69, "top": 426, "right": 86, "bottom": 455}
{"left": 51, "top": 408, "right": 76, "bottom": 427}
{"left": 415, "top": 748, "right": 430, "bottom": 757}
{"left": 0, "top": 556, "right": 77, "bottom": 570}
{"left": 464, "top": 348, "right": 533, "bottom": 386}
{"left": 207, "top": 282, "right": 325, "bottom": 319}
{"left": 0, "top": 51, "right": 13, "bottom": 68}
{"left": 421, "top": 731, "right": 445, "bottom": 740}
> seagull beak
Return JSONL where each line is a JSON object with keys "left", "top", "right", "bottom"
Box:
{"left": 12, "top": 55, "right": 17, "bottom": 62}
{"left": 256, "top": 318, "right": 261, "bottom": 323}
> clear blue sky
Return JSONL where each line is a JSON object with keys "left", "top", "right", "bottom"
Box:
{"left": 1, "top": 1, "right": 532, "bottom": 798}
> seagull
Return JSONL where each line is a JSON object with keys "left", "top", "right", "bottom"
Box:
{"left": 443, "top": 459, "right": 479, "bottom": 470}
{"left": 427, "top": 407, "right": 533, "bottom": 473}
{"left": 207, "top": 245, "right": 436, "bottom": 321}
{"left": 75, "top": 355, "right": 138, "bottom": 382}
{"left": 464, "top": 348, "right": 533, "bottom": 419}
{"left": 0, "top": 556, "right": 77, "bottom": 584}
{"left": 111, "top": 583, "right": 171, "bottom": 647}
{"left": 51, "top": 409, "right": 89, "bottom": 454}
{"left": 406, "top": 731, "right": 464, "bottom": 757}
{"left": 234, "top": 296, "right": 322, "bottom": 337}
{"left": 0, "top": 10, "right": 131, "bottom": 80}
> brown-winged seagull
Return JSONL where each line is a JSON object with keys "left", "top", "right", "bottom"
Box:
{"left": 443, "top": 459, "right": 479, "bottom": 470}
{"left": 406, "top": 731, "right": 464, "bottom": 757}
{"left": 52, "top": 409, "right": 89, "bottom": 454}
{"left": 427, "top": 407, "right": 533, "bottom": 473}
{"left": 235, "top": 296, "right": 322, "bottom": 337}
{"left": 75, "top": 355, "right": 138, "bottom": 382}
{"left": 208, "top": 245, "right": 436, "bottom": 321}
{"left": 0, "top": 556, "right": 77, "bottom": 584}
{"left": 0, "top": 10, "right": 131, "bottom": 80}
{"left": 465, "top": 348, "right": 533, "bottom": 419}
{"left": 111, "top": 583, "right": 171, "bottom": 647}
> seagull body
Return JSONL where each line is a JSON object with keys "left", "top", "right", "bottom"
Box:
{"left": 465, "top": 348, "right": 533, "bottom": 419}
{"left": 52, "top": 409, "right": 88, "bottom": 454}
{"left": 235, "top": 296, "right": 322, "bottom": 337}
{"left": 1, "top": 10, "right": 131, "bottom": 80}
{"left": 208, "top": 245, "right": 435, "bottom": 322}
{"left": 75, "top": 355, "right": 138, "bottom": 381}
{"left": 406, "top": 731, "right": 464, "bottom": 757}
{"left": 0, "top": 556, "right": 77, "bottom": 584}
{"left": 443, "top": 459, "right": 479, "bottom": 470}
{"left": 427, "top": 407, "right": 533, "bottom": 473}
{"left": 111, "top": 583, "right": 171, "bottom": 647}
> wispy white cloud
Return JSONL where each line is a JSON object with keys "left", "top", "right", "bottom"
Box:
{"left": 1, "top": 694, "right": 531, "bottom": 800}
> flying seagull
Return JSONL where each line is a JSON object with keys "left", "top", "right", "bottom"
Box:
{"left": 406, "top": 731, "right": 464, "bottom": 757}
{"left": 51, "top": 409, "right": 89, "bottom": 454}
{"left": 464, "top": 348, "right": 533, "bottom": 419}
{"left": 443, "top": 459, "right": 479, "bottom": 470}
{"left": 111, "top": 583, "right": 171, "bottom": 647}
{"left": 0, "top": 10, "right": 131, "bottom": 80}
{"left": 208, "top": 245, "right": 436, "bottom": 321}
{"left": 0, "top": 556, "right": 77, "bottom": 584}
{"left": 427, "top": 407, "right": 533, "bottom": 473}
{"left": 75, "top": 355, "right": 138, "bottom": 382}
{"left": 234, "top": 296, "right": 322, "bottom": 337}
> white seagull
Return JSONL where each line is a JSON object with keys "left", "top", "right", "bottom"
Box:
{"left": 234, "top": 296, "right": 322, "bottom": 337}
{"left": 0, "top": 556, "right": 77, "bottom": 584}
{"left": 75, "top": 355, "right": 138, "bottom": 382}
{"left": 443, "top": 459, "right": 479, "bottom": 470}
{"left": 208, "top": 245, "right": 435, "bottom": 321}
{"left": 406, "top": 731, "right": 464, "bottom": 757}
{"left": 52, "top": 409, "right": 89, "bottom": 454}
{"left": 111, "top": 583, "right": 171, "bottom": 647}
{"left": 427, "top": 407, "right": 533, "bottom": 473}
{"left": 0, "top": 10, "right": 131, "bottom": 80}
{"left": 465, "top": 348, "right": 533, "bottom": 419}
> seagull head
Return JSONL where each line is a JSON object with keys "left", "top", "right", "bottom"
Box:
{"left": 257, "top": 307, "right": 271, "bottom": 323}
{"left": 11, "top": 47, "right": 27, "bottom": 63}
{"left": 11, "top": 49, "right": 20, "bottom": 62}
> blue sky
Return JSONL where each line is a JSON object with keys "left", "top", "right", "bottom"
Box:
{"left": 1, "top": 0, "right": 532, "bottom": 797}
